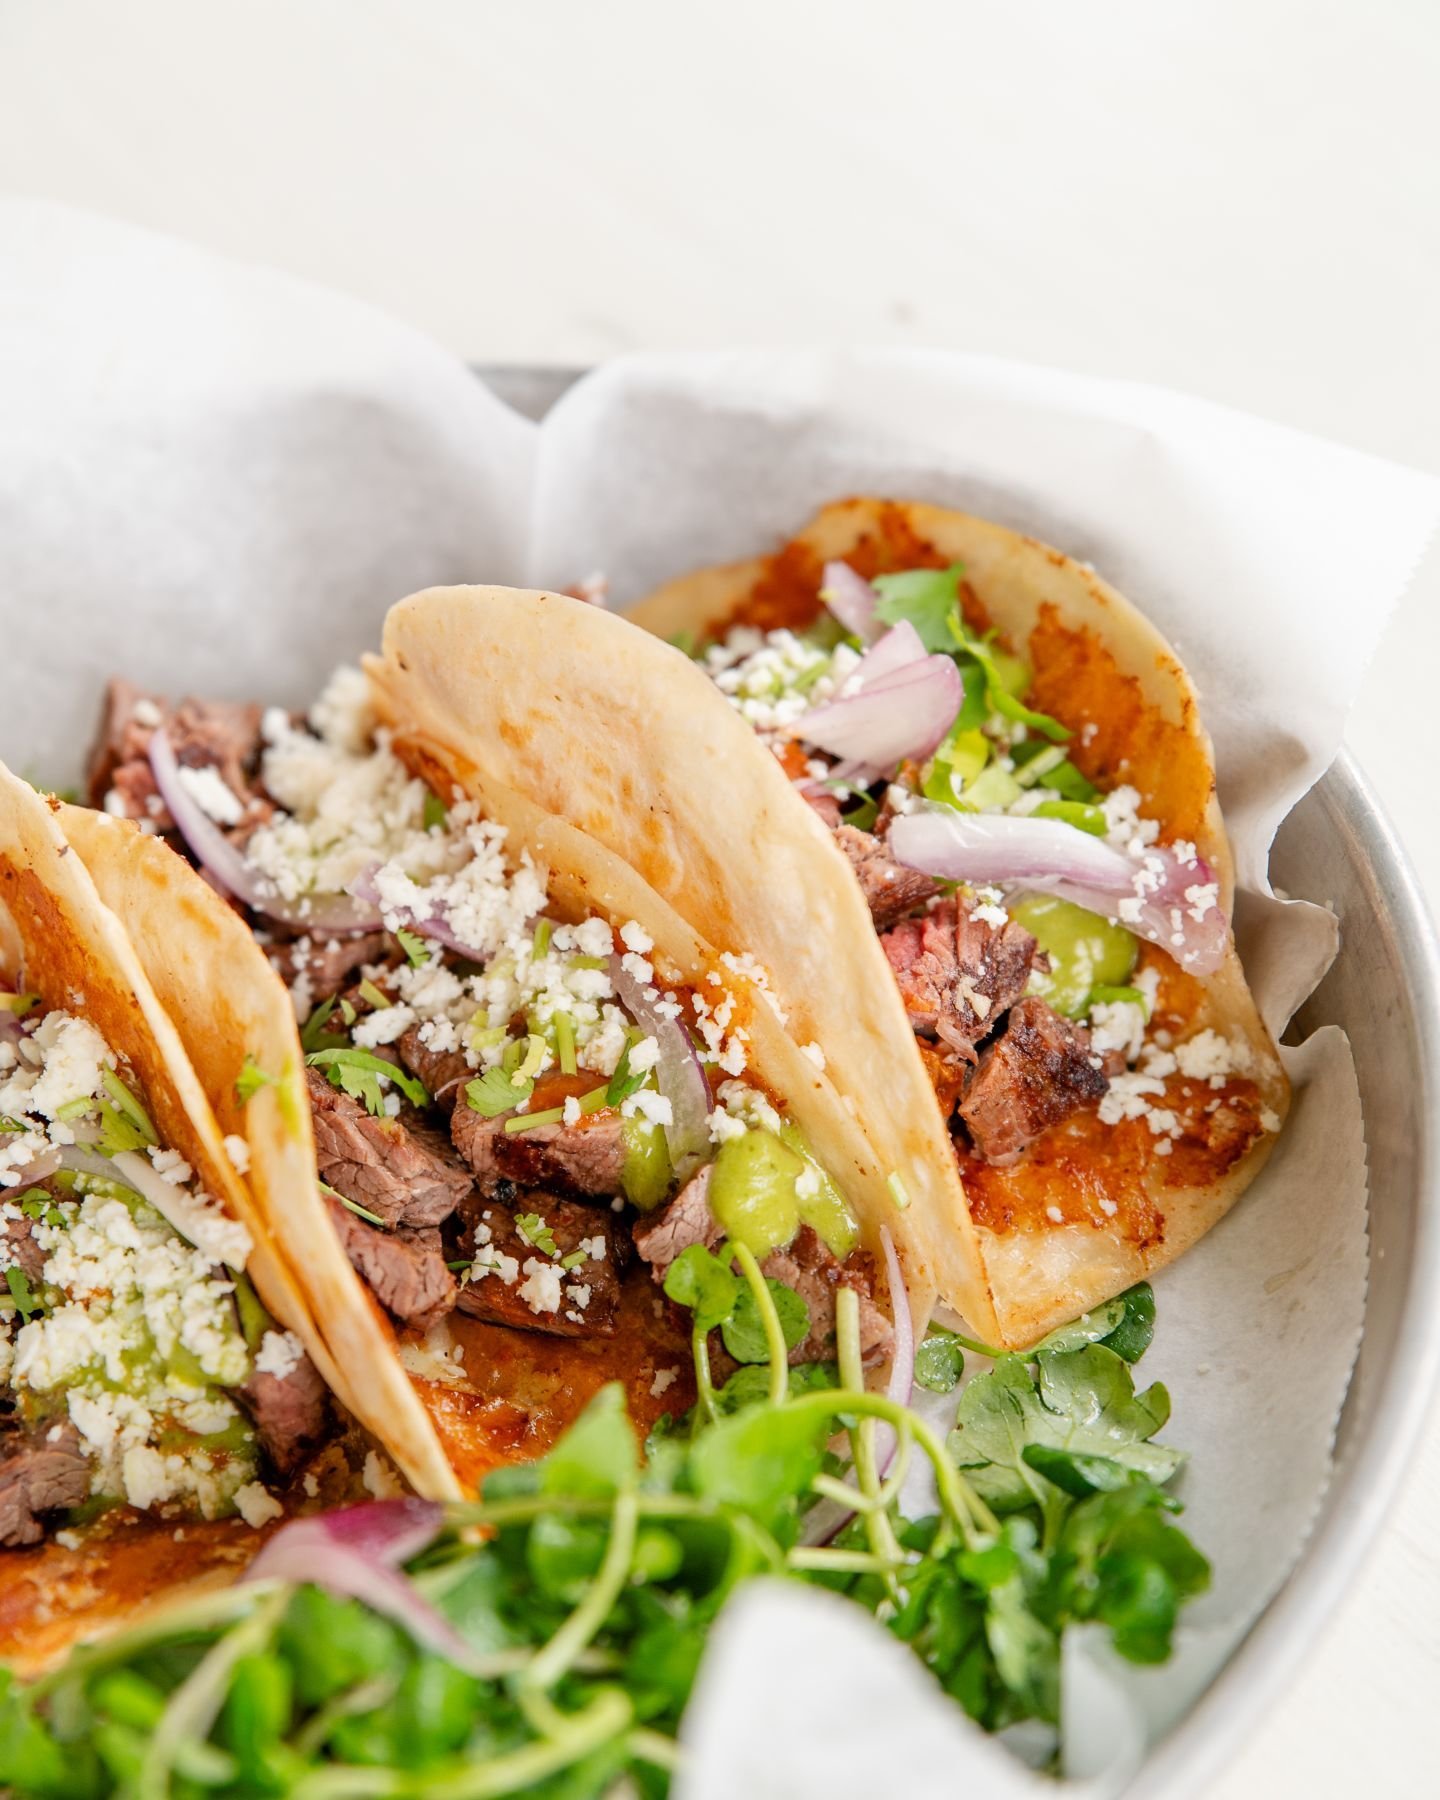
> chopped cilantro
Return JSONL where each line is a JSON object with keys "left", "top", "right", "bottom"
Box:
{"left": 394, "top": 926, "right": 430, "bottom": 968}
{"left": 356, "top": 979, "right": 391, "bottom": 1012}
{"left": 465, "top": 1067, "right": 531, "bottom": 1118}
{"left": 5, "top": 1265, "right": 42, "bottom": 1322}
{"left": 605, "top": 1033, "right": 648, "bottom": 1107}
{"left": 316, "top": 1179, "right": 386, "bottom": 1228}
{"left": 299, "top": 996, "right": 348, "bottom": 1054}
{"left": 94, "top": 1100, "right": 152, "bottom": 1157}
{"left": 560, "top": 1250, "right": 588, "bottom": 1271}
{"left": 306, "top": 1048, "right": 428, "bottom": 1119}
{"left": 422, "top": 790, "right": 448, "bottom": 833}
{"left": 872, "top": 564, "right": 967, "bottom": 653}
{"left": 515, "top": 1213, "right": 559, "bottom": 1258}
{"left": 503, "top": 1106, "right": 566, "bottom": 1134}
{"left": 0, "top": 992, "right": 38, "bottom": 1016}
{"left": 236, "top": 1056, "right": 280, "bottom": 1105}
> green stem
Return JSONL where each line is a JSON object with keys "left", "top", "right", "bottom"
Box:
{"left": 731, "top": 1240, "right": 789, "bottom": 1406}
{"left": 836, "top": 1288, "right": 902, "bottom": 1587}
{"left": 789, "top": 1547, "right": 906, "bottom": 1575}
{"left": 691, "top": 1319, "right": 719, "bottom": 1428}
{"left": 628, "top": 1725, "right": 683, "bottom": 1772}
{"left": 291, "top": 1676, "right": 398, "bottom": 1759}
{"left": 523, "top": 1490, "right": 638, "bottom": 1693}
{"left": 137, "top": 1587, "right": 289, "bottom": 1800}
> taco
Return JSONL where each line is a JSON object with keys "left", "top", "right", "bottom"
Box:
{"left": 77, "top": 661, "right": 908, "bottom": 1498}
{"left": 359, "top": 501, "right": 1287, "bottom": 1348}
{"left": 0, "top": 766, "right": 369, "bottom": 1674}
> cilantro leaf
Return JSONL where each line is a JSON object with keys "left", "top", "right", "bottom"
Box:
{"left": 236, "top": 1056, "right": 279, "bottom": 1105}
{"left": 5, "top": 1265, "right": 42, "bottom": 1322}
{"left": 306, "top": 1049, "right": 428, "bottom": 1118}
{"left": 605, "top": 1037, "right": 648, "bottom": 1108}
{"left": 913, "top": 1328, "right": 966, "bottom": 1393}
{"left": 93, "top": 1100, "right": 153, "bottom": 1157}
{"left": 422, "top": 790, "right": 448, "bottom": 833}
{"left": 99, "top": 1070, "right": 157, "bottom": 1147}
{"left": 300, "top": 996, "right": 348, "bottom": 1055}
{"left": 465, "top": 1067, "right": 531, "bottom": 1118}
{"left": 1096, "top": 1282, "right": 1156, "bottom": 1364}
{"left": 721, "top": 1279, "right": 809, "bottom": 1364}
{"left": 394, "top": 927, "right": 430, "bottom": 968}
{"left": 662, "top": 1245, "right": 740, "bottom": 1335}
{"left": 872, "top": 565, "right": 966, "bottom": 654}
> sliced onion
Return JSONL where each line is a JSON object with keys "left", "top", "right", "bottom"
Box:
{"left": 348, "top": 866, "right": 488, "bottom": 963}
{"left": 610, "top": 956, "right": 711, "bottom": 1176}
{"left": 248, "top": 1499, "right": 477, "bottom": 1666}
{"left": 149, "top": 729, "right": 381, "bottom": 936}
{"left": 888, "top": 808, "right": 1228, "bottom": 976}
{"left": 819, "top": 561, "right": 883, "bottom": 644}
{"left": 0, "top": 1143, "right": 62, "bottom": 1188}
{"left": 796, "top": 624, "right": 963, "bottom": 782}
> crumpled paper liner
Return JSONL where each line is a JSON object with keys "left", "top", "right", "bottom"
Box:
{"left": 1, "top": 202, "right": 1435, "bottom": 1793}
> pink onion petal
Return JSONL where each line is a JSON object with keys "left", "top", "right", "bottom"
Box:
{"left": 348, "top": 866, "right": 489, "bottom": 964}
{"left": 798, "top": 647, "right": 962, "bottom": 783}
{"left": 1, "top": 1143, "right": 62, "bottom": 1188}
{"left": 844, "top": 619, "right": 930, "bottom": 688}
{"left": 888, "top": 809, "right": 1228, "bottom": 976}
{"left": 819, "top": 561, "right": 883, "bottom": 644}
{"left": 610, "top": 956, "right": 711, "bottom": 1176}
{"left": 800, "top": 1223, "right": 915, "bottom": 1548}
{"left": 150, "top": 729, "right": 381, "bottom": 936}
{"left": 247, "top": 1501, "right": 476, "bottom": 1666}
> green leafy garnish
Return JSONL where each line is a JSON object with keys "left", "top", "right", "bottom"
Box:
{"left": 661, "top": 1245, "right": 740, "bottom": 1334}
{"left": 236, "top": 1056, "right": 280, "bottom": 1105}
{"left": 394, "top": 927, "right": 430, "bottom": 968}
{"left": 464, "top": 1067, "right": 531, "bottom": 1118}
{"left": 604, "top": 1035, "right": 649, "bottom": 1108}
{"left": 1030, "top": 798, "right": 1106, "bottom": 836}
{"left": 99, "top": 1071, "right": 157, "bottom": 1147}
{"left": 356, "top": 979, "right": 391, "bottom": 1012}
{"left": 422, "top": 790, "right": 448, "bottom": 833}
{"left": 0, "top": 993, "right": 39, "bottom": 1016}
{"left": 914, "top": 1327, "right": 966, "bottom": 1393}
{"left": 4, "top": 1265, "right": 43, "bottom": 1322}
{"left": 531, "top": 918, "right": 552, "bottom": 960}
{"left": 721, "top": 1279, "right": 809, "bottom": 1364}
{"left": 299, "top": 996, "right": 347, "bottom": 1055}
{"left": 305, "top": 1049, "right": 428, "bottom": 1119}
{"left": 872, "top": 564, "right": 968, "bottom": 653}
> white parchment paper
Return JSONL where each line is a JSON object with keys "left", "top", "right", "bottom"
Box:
{"left": 1, "top": 203, "right": 1436, "bottom": 1794}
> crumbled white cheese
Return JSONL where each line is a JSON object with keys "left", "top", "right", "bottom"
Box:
{"left": 254, "top": 1329, "right": 304, "bottom": 1380}
{"left": 621, "top": 1089, "right": 673, "bottom": 1128}
{"left": 362, "top": 1449, "right": 405, "bottom": 1500}
{"left": 234, "top": 1481, "right": 284, "bottom": 1528}
{"left": 799, "top": 1041, "right": 827, "bottom": 1072}
{"left": 650, "top": 1366, "right": 679, "bottom": 1398}
{"left": 175, "top": 762, "right": 244, "bottom": 828}
{"left": 222, "top": 1133, "right": 251, "bottom": 1175}
{"left": 518, "top": 1257, "right": 563, "bottom": 1315}
{"left": 618, "top": 921, "right": 653, "bottom": 955}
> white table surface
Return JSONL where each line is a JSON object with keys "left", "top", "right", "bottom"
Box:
{"left": 2, "top": 2, "right": 1437, "bottom": 1790}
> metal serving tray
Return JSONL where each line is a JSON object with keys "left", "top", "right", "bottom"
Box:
{"left": 480, "top": 367, "right": 1440, "bottom": 1794}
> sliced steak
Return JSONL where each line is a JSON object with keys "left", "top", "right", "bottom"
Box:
{"left": 834, "top": 825, "right": 941, "bottom": 931}
{"left": 268, "top": 933, "right": 391, "bottom": 1003}
{"left": 323, "top": 1195, "right": 457, "bottom": 1331}
{"left": 882, "top": 897, "right": 1042, "bottom": 1060}
{"left": 451, "top": 1100, "right": 627, "bottom": 1201}
{"left": 762, "top": 1227, "right": 894, "bottom": 1367}
{"left": 958, "top": 996, "right": 1108, "bottom": 1165}
{"left": 87, "top": 683, "right": 265, "bottom": 830}
{"left": 0, "top": 1420, "right": 91, "bottom": 1547}
{"left": 237, "top": 1347, "right": 330, "bottom": 1478}
{"left": 396, "top": 1027, "right": 472, "bottom": 1114}
{"left": 802, "top": 788, "right": 844, "bottom": 830}
{"left": 633, "top": 1167, "right": 722, "bottom": 1281}
{"left": 455, "top": 1190, "right": 624, "bottom": 1337}
{"left": 307, "top": 1065, "right": 472, "bottom": 1228}
{"left": 85, "top": 678, "right": 162, "bottom": 808}
{"left": 2, "top": 1210, "right": 44, "bottom": 1285}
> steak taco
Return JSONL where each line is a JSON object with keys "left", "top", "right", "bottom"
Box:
{"left": 363, "top": 499, "right": 1287, "bottom": 1347}
{"left": 78, "top": 660, "right": 908, "bottom": 1497}
{"left": 0, "top": 767, "right": 363, "bottom": 1674}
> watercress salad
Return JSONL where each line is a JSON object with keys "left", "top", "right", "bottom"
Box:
{"left": 0, "top": 1258, "right": 1205, "bottom": 1797}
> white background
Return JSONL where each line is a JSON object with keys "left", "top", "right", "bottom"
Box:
{"left": 2, "top": 2, "right": 1437, "bottom": 1790}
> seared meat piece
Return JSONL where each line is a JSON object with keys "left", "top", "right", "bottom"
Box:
{"left": 455, "top": 1189, "right": 625, "bottom": 1337}
{"left": 307, "top": 1066, "right": 472, "bottom": 1229}
{"left": 267, "top": 933, "right": 392, "bottom": 1004}
{"left": 633, "top": 1167, "right": 721, "bottom": 1281}
{"left": 451, "top": 1101, "right": 628, "bottom": 1201}
{"left": 958, "top": 997, "right": 1108, "bottom": 1165}
{"left": 86, "top": 681, "right": 266, "bottom": 828}
{"left": 0, "top": 1420, "right": 91, "bottom": 1548}
{"left": 396, "top": 1027, "right": 471, "bottom": 1114}
{"left": 237, "top": 1346, "right": 331, "bottom": 1477}
{"left": 762, "top": 1226, "right": 894, "bottom": 1367}
{"left": 882, "top": 898, "right": 1041, "bottom": 1060}
{"left": 834, "top": 825, "right": 941, "bottom": 931}
{"left": 2, "top": 1210, "right": 44, "bottom": 1285}
{"left": 323, "top": 1195, "right": 457, "bottom": 1331}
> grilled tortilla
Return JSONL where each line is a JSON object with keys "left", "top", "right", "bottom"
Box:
{"left": 371, "top": 499, "right": 1286, "bottom": 1347}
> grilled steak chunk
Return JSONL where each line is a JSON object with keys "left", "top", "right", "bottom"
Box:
{"left": 451, "top": 1101, "right": 628, "bottom": 1200}
{"left": 396, "top": 1028, "right": 472, "bottom": 1114}
{"left": 958, "top": 997, "right": 1108, "bottom": 1164}
{"left": 833, "top": 825, "right": 942, "bottom": 931}
{"left": 85, "top": 678, "right": 163, "bottom": 809}
{"left": 237, "top": 1348, "right": 330, "bottom": 1477}
{"left": 0, "top": 1420, "right": 91, "bottom": 1547}
{"left": 307, "top": 1066, "right": 472, "bottom": 1229}
{"left": 761, "top": 1226, "right": 894, "bottom": 1367}
{"left": 267, "top": 933, "right": 391, "bottom": 1004}
{"left": 86, "top": 682, "right": 265, "bottom": 829}
{"left": 882, "top": 898, "right": 1041, "bottom": 1059}
{"left": 633, "top": 1167, "right": 721, "bottom": 1281}
{"left": 2, "top": 1210, "right": 44, "bottom": 1285}
{"left": 455, "top": 1190, "right": 624, "bottom": 1336}
{"left": 802, "top": 788, "right": 844, "bottom": 830}
{"left": 323, "top": 1195, "right": 457, "bottom": 1330}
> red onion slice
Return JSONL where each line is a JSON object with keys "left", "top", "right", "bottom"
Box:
{"left": 796, "top": 625, "right": 963, "bottom": 782}
{"left": 348, "top": 866, "right": 489, "bottom": 963}
{"left": 819, "top": 561, "right": 883, "bottom": 644}
{"left": 248, "top": 1500, "right": 476, "bottom": 1666}
{"left": 888, "top": 809, "right": 1228, "bottom": 976}
{"left": 610, "top": 956, "right": 711, "bottom": 1176}
{"left": 149, "top": 730, "right": 381, "bottom": 936}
